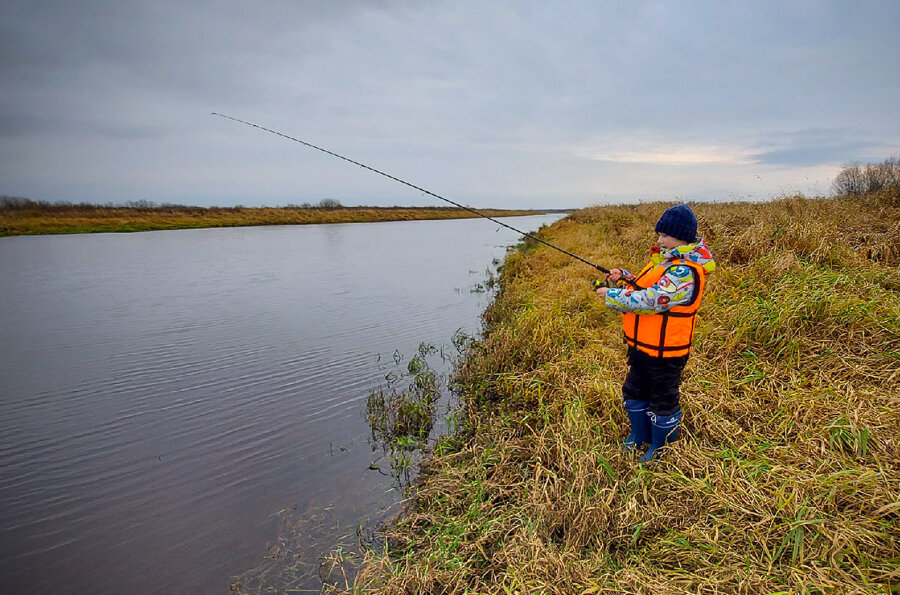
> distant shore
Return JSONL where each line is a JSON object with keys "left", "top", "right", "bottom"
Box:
{"left": 0, "top": 201, "right": 556, "bottom": 237}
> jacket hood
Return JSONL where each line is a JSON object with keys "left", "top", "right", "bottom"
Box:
{"left": 650, "top": 237, "right": 716, "bottom": 273}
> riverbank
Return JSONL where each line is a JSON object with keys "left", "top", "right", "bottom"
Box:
{"left": 350, "top": 189, "right": 900, "bottom": 592}
{"left": 0, "top": 201, "right": 546, "bottom": 236}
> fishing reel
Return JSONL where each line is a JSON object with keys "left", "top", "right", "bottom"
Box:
{"left": 594, "top": 275, "right": 639, "bottom": 291}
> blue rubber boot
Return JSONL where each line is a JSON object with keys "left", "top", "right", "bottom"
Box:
{"left": 640, "top": 410, "right": 682, "bottom": 462}
{"left": 623, "top": 399, "right": 651, "bottom": 451}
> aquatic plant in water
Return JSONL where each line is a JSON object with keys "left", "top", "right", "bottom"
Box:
{"left": 366, "top": 342, "right": 447, "bottom": 485}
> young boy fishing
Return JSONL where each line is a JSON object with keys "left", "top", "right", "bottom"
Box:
{"left": 595, "top": 204, "right": 716, "bottom": 461}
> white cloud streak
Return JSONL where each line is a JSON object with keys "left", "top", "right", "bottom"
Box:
{"left": 577, "top": 142, "right": 756, "bottom": 166}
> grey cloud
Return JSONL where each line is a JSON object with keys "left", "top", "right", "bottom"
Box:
{"left": 751, "top": 128, "right": 892, "bottom": 167}
{"left": 753, "top": 144, "right": 884, "bottom": 167}
{"left": 1, "top": 1, "right": 899, "bottom": 207}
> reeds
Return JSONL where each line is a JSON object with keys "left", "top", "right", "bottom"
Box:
{"left": 367, "top": 343, "right": 445, "bottom": 486}
{"left": 350, "top": 188, "right": 900, "bottom": 593}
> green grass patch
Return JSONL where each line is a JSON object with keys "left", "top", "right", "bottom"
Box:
{"left": 349, "top": 189, "right": 900, "bottom": 594}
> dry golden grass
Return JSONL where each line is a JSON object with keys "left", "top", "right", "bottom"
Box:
{"left": 349, "top": 188, "right": 900, "bottom": 594}
{"left": 0, "top": 204, "right": 541, "bottom": 236}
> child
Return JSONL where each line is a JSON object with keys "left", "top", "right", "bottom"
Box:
{"left": 595, "top": 204, "right": 716, "bottom": 461}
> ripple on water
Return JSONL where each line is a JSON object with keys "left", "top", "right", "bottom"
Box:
{"left": 0, "top": 215, "right": 564, "bottom": 592}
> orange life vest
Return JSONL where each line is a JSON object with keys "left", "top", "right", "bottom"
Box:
{"left": 622, "top": 259, "right": 706, "bottom": 358}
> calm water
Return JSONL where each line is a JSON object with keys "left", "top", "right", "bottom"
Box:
{"left": 0, "top": 214, "right": 562, "bottom": 594}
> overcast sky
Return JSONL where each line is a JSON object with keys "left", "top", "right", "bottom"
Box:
{"left": 2, "top": 1, "right": 898, "bottom": 209}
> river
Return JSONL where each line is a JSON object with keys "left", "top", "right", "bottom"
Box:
{"left": 0, "top": 214, "right": 563, "bottom": 593}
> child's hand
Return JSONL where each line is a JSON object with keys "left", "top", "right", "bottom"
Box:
{"left": 595, "top": 286, "right": 608, "bottom": 298}
{"left": 608, "top": 268, "right": 623, "bottom": 282}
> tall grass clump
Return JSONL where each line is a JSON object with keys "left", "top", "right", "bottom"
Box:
{"left": 350, "top": 188, "right": 899, "bottom": 593}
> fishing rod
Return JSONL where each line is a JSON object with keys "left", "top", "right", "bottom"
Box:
{"left": 210, "top": 112, "right": 617, "bottom": 278}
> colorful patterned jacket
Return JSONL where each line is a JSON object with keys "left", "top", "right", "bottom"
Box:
{"left": 604, "top": 238, "right": 716, "bottom": 315}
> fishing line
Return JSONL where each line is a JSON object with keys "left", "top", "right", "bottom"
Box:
{"left": 211, "top": 112, "right": 614, "bottom": 275}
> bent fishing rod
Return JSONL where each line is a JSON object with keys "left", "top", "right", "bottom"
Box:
{"left": 211, "top": 112, "right": 617, "bottom": 279}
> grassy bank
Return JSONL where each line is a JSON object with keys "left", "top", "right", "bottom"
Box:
{"left": 0, "top": 201, "right": 543, "bottom": 237}
{"left": 351, "top": 189, "right": 900, "bottom": 592}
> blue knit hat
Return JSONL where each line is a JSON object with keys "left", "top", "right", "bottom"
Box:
{"left": 655, "top": 204, "right": 697, "bottom": 242}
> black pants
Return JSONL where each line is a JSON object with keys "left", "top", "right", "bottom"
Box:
{"left": 622, "top": 346, "right": 688, "bottom": 416}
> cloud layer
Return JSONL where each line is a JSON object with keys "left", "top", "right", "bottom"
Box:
{"left": 1, "top": 1, "right": 898, "bottom": 208}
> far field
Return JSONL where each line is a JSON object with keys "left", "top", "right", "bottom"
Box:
{"left": 0, "top": 200, "right": 548, "bottom": 237}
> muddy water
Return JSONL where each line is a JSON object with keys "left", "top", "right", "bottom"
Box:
{"left": 0, "top": 214, "right": 562, "bottom": 593}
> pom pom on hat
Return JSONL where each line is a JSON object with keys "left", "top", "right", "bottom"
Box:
{"left": 655, "top": 204, "right": 697, "bottom": 242}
